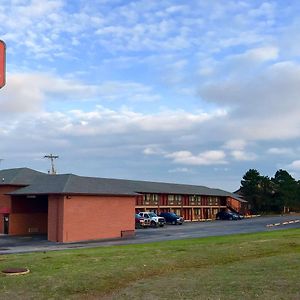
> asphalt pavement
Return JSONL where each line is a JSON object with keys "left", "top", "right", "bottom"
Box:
{"left": 0, "top": 215, "right": 300, "bottom": 254}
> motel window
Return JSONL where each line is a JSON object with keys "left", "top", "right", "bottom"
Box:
{"left": 189, "top": 195, "right": 195, "bottom": 205}
{"left": 168, "top": 195, "right": 174, "bottom": 205}
{"left": 194, "top": 208, "right": 201, "bottom": 219}
{"left": 168, "top": 195, "right": 182, "bottom": 206}
{"left": 175, "top": 195, "right": 182, "bottom": 205}
{"left": 189, "top": 195, "right": 202, "bottom": 206}
{"left": 168, "top": 195, "right": 174, "bottom": 201}
{"left": 214, "top": 197, "right": 219, "bottom": 205}
{"left": 207, "top": 197, "right": 219, "bottom": 206}
{"left": 143, "top": 194, "right": 159, "bottom": 205}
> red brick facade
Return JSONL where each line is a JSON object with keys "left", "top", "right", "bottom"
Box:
{"left": 0, "top": 178, "right": 246, "bottom": 242}
{"left": 48, "top": 195, "right": 135, "bottom": 243}
{"left": 135, "top": 193, "right": 230, "bottom": 221}
{"left": 0, "top": 185, "right": 19, "bottom": 234}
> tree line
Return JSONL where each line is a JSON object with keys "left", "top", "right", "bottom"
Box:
{"left": 240, "top": 169, "right": 300, "bottom": 214}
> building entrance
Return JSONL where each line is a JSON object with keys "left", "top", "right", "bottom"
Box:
{"left": 3, "top": 215, "right": 9, "bottom": 234}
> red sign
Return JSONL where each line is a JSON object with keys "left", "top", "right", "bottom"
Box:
{"left": 0, "top": 207, "right": 10, "bottom": 214}
{"left": 0, "top": 40, "right": 6, "bottom": 89}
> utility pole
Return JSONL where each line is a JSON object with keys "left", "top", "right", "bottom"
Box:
{"left": 0, "top": 159, "right": 3, "bottom": 169}
{"left": 44, "top": 154, "right": 59, "bottom": 174}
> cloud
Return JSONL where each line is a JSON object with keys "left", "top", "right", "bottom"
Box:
{"left": 1, "top": 1, "right": 300, "bottom": 189}
{"left": 267, "top": 148, "right": 294, "bottom": 155}
{"left": 199, "top": 60, "right": 300, "bottom": 141}
{"left": 0, "top": 1, "right": 277, "bottom": 61}
{"left": 0, "top": 72, "right": 164, "bottom": 115}
{"left": 287, "top": 160, "right": 300, "bottom": 171}
{"left": 168, "top": 167, "right": 190, "bottom": 173}
{"left": 222, "top": 139, "right": 256, "bottom": 161}
{"left": 165, "top": 150, "right": 227, "bottom": 166}
{"left": 143, "top": 146, "right": 166, "bottom": 155}
{"left": 230, "top": 150, "right": 257, "bottom": 161}
{"left": 223, "top": 139, "right": 247, "bottom": 150}
{"left": 66, "top": 106, "right": 225, "bottom": 135}
{"left": 0, "top": 72, "right": 97, "bottom": 114}
{"left": 95, "top": 81, "right": 161, "bottom": 102}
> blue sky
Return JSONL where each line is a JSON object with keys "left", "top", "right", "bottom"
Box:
{"left": 1, "top": 0, "right": 300, "bottom": 191}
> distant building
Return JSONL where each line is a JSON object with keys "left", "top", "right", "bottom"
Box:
{"left": 0, "top": 168, "right": 247, "bottom": 242}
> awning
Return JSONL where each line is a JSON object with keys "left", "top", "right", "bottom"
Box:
{"left": 0, "top": 207, "right": 10, "bottom": 214}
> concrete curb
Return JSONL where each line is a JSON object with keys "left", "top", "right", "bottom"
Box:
{"left": 266, "top": 219, "right": 300, "bottom": 227}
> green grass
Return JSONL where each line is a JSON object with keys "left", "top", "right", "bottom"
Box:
{"left": 0, "top": 229, "right": 300, "bottom": 299}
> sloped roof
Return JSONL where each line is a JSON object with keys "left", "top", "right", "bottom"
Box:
{"left": 9, "top": 174, "right": 138, "bottom": 196}
{"left": 0, "top": 168, "right": 46, "bottom": 185}
{"left": 7, "top": 169, "right": 245, "bottom": 201}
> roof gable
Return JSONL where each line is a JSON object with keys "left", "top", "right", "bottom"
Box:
{"left": 0, "top": 168, "right": 46, "bottom": 185}
{"left": 8, "top": 171, "right": 245, "bottom": 201}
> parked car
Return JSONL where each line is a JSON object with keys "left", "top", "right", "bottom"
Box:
{"left": 139, "top": 212, "right": 165, "bottom": 227}
{"left": 135, "top": 214, "right": 151, "bottom": 228}
{"left": 159, "top": 212, "right": 184, "bottom": 225}
{"left": 216, "top": 211, "right": 243, "bottom": 220}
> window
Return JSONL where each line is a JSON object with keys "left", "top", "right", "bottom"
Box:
{"left": 189, "top": 195, "right": 201, "bottom": 206}
{"left": 207, "top": 196, "right": 219, "bottom": 206}
{"left": 214, "top": 197, "right": 219, "bottom": 205}
{"left": 168, "top": 195, "right": 182, "bottom": 205}
{"left": 194, "top": 208, "right": 201, "bottom": 219}
{"left": 143, "top": 194, "right": 159, "bottom": 205}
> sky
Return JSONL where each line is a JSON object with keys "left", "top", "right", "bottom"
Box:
{"left": 1, "top": 0, "right": 300, "bottom": 191}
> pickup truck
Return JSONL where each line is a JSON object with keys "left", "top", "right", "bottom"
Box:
{"left": 135, "top": 214, "right": 151, "bottom": 228}
{"left": 139, "top": 212, "right": 165, "bottom": 227}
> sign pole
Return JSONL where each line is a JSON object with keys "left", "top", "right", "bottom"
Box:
{"left": 0, "top": 40, "right": 6, "bottom": 89}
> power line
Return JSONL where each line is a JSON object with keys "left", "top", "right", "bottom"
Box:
{"left": 44, "top": 154, "right": 59, "bottom": 174}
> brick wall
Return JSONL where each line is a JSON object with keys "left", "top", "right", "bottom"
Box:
{"left": 227, "top": 197, "right": 243, "bottom": 213}
{"left": 48, "top": 195, "right": 64, "bottom": 242}
{"left": 48, "top": 195, "right": 136, "bottom": 243}
{"left": 0, "top": 185, "right": 17, "bottom": 212}
{"left": 9, "top": 213, "right": 48, "bottom": 235}
{"left": 0, "top": 185, "right": 21, "bottom": 234}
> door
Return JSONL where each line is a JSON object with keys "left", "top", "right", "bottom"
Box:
{"left": 3, "top": 215, "right": 9, "bottom": 234}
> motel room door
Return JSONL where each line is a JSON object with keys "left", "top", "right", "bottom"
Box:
{"left": 3, "top": 215, "right": 9, "bottom": 234}
{"left": 183, "top": 208, "right": 192, "bottom": 221}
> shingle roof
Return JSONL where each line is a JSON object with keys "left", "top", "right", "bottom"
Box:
{"left": 6, "top": 168, "right": 245, "bottom": 201}
{"left": 0, "top": 168, "right": 46, "bottom": 185}
{"left": 9, "top": 174, "right": 138, "bottom": 196}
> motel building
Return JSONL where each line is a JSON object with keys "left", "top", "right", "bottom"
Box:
{"left": 0, "top": 168, "right": 247, "bottom": 243}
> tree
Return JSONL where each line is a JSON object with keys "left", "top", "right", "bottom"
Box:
{"left": 272, "top": 169, "right": 298, "bottom": 213}
{"left": 258, "top": 175, "right": 276, "bottom": 212}
{"left": 240, "top": 168, "right": 300, "bottom": 214}
{"left": 240, "top": 169, "right": 262, "bottom": 213}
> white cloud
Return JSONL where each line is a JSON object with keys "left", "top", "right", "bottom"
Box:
{"left": 223, "top": 139, "right": 247, "bottom": 150}
{"left": 96, "top": 81, "right": 161, "bottom": 102}
{"left": 225, "top": 46, "right": 279, "bottom": 67}
{"left": 230, "top": 150, "right": 257, "bottom": 161}
{"left": 287, "top": 160, "right": 300, "bottom": 171}
{"left": 0, "top": 72, "right": 164, "bottom": 115}
{"left": 199, "top": 61, "right": 300, "bottom": 142}
{"left": 168, "top": 167, "right": 190, "bottom": 173}
{"left": 1, "top": 1, "right": 300, "bottom": 188}
{"left": 143, "top": 146, "right": 166, "bottom": 155}
{"left": 223, "top": 140, "right": 256, "bottom": 161}
{"left": 267, "top": 148, "right": 294, "bottom": 155}
{"left": 166, "top": 150, "right": 227, "bottom": 166}
{"left": 65, "top": 106, "right": 225, "bottom": 135}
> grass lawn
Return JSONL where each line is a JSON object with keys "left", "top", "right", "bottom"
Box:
{"left": 0, "top": 229, "right": 300, "bottom": 299}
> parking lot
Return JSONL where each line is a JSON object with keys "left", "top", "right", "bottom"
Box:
{"left": 0, "top": 215, "right": 300, "bottom": 254}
